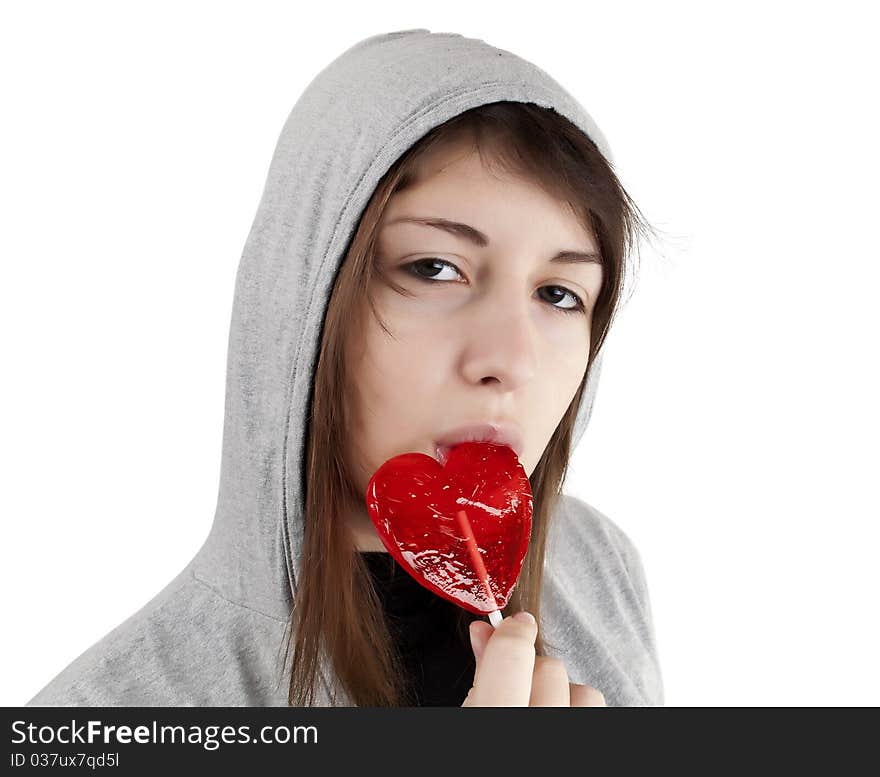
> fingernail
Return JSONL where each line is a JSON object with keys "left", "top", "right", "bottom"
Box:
{"left": 469, "top": 622, "right": 486, "bottom": 660}
{"left": 513, "top": 611, "right": 535, "bottom": 625}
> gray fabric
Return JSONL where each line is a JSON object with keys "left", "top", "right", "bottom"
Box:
{"left": 26, "top": 29, "right": 663, "bottom": 707}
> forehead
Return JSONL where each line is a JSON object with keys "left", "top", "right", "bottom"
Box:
{"left": 383, "top": 137, "right": 598, "bottom": 251}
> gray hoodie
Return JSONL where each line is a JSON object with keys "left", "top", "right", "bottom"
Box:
{"left": 26, "top": 29, "right": 664, "bottom": 707}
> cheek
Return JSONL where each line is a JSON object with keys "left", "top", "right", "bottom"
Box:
{"left": 365, "top": 332, "right": 428, "bottom": 396}
{"left": 542, "top": 303, "right": 593, "bottom": 348}
{"left": 349, "top": 315, "right": 442, "bottom": 464}
{"left": 535, "top": 322, "right": 591, "bottom": 417}
{"left": 540, "top": 309, "right": 591, "bottom": 372}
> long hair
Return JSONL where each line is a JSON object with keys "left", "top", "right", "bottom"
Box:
{"left": 280, "top": 101, "right": 655, "bottom": 706}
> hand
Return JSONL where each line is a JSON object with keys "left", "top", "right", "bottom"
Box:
{"left": 461, "top": 611, "right": 607, "bottom": 707}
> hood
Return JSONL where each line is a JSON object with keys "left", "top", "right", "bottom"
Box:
{"left": 191, "top": 27, "right": 609, "bottom": 624}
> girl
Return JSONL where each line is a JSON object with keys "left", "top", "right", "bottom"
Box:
{"left": 27, "top": 29, "right": 664, "bottom": 707}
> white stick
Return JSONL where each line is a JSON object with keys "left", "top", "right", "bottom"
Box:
{"left": 455, "top": 509, "right": 505, "bottom": 630}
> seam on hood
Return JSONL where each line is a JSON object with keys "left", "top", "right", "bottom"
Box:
{"left": 191, "top": 569, "right": 288, "bottom": 624}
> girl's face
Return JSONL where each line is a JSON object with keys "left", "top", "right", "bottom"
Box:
{"left": 343, "top": 138, "right": 603, "bottom": 550}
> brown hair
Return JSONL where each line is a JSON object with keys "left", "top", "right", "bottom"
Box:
{"left": 280, "top": 101, "right": 655, "bottom": 706}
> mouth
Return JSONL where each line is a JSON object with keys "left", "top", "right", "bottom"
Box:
{"left": 433, "top": 422, "right": 524, "bottom": 465}
{"left": 433, "top": 441, "right": 521, "bottom": 467}
{"left": 434, "top": 444, "right": 453, "bottom": 466}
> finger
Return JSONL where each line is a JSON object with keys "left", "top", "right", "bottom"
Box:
{"left": 468, "top": 620, "right": 494, "bottom": 664}
{"left": 466, "top": 612, "right": 538, "bottom": 707}
{"left": 528, "top": 656, "right": 571, "bottom": 707}
{"left": 462, "top": 620, "right": 494, "bottom": 708}
{"left": 569, "top": 683, "right": 607, "bottom": 707}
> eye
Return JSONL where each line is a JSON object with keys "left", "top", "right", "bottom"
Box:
{"left": 403, "top": 258, "right": 587, "bottom": 316}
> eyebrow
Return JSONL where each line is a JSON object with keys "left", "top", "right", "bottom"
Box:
{"left": 383, "top": 216, "right": 602, "bottom": 265}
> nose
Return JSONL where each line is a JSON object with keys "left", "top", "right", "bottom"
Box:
{"left": 459, "top": 285, "right": 537, "bottom": 391}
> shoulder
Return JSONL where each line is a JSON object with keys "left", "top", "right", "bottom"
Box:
{"left": 25, "top": 571, "right": 192, "bottom": 706}
{"left": 541, "top": 492, "right": 665, "bottom": 706}
{"left": 24, "top": 569, "right": 287, "bottom": 707}
{"left": 551, "top": 493, "right": 652, "bottom": 610}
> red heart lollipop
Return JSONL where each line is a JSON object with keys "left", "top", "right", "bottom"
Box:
{"left": 364, "top": 441, "right": 533, "bottom": 616}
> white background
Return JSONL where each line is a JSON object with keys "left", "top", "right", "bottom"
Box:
{"left": 2, "top": 1, "right": 878, "bottom": 706}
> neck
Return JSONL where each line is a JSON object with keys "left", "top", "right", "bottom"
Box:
{"left": 344, "top": 505, "right": 388, "bottom": 552}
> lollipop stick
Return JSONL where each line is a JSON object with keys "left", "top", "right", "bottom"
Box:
{"left": 455, "top": 509, "right": 503, "bottom": 628}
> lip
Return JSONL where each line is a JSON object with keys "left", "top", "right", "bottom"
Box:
{"left": 434, "top": 422, "right": 524, "bottom": 465}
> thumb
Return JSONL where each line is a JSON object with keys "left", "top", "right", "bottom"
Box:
{"left": 469, "top": 620, "right": 494, "bottom": 663}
